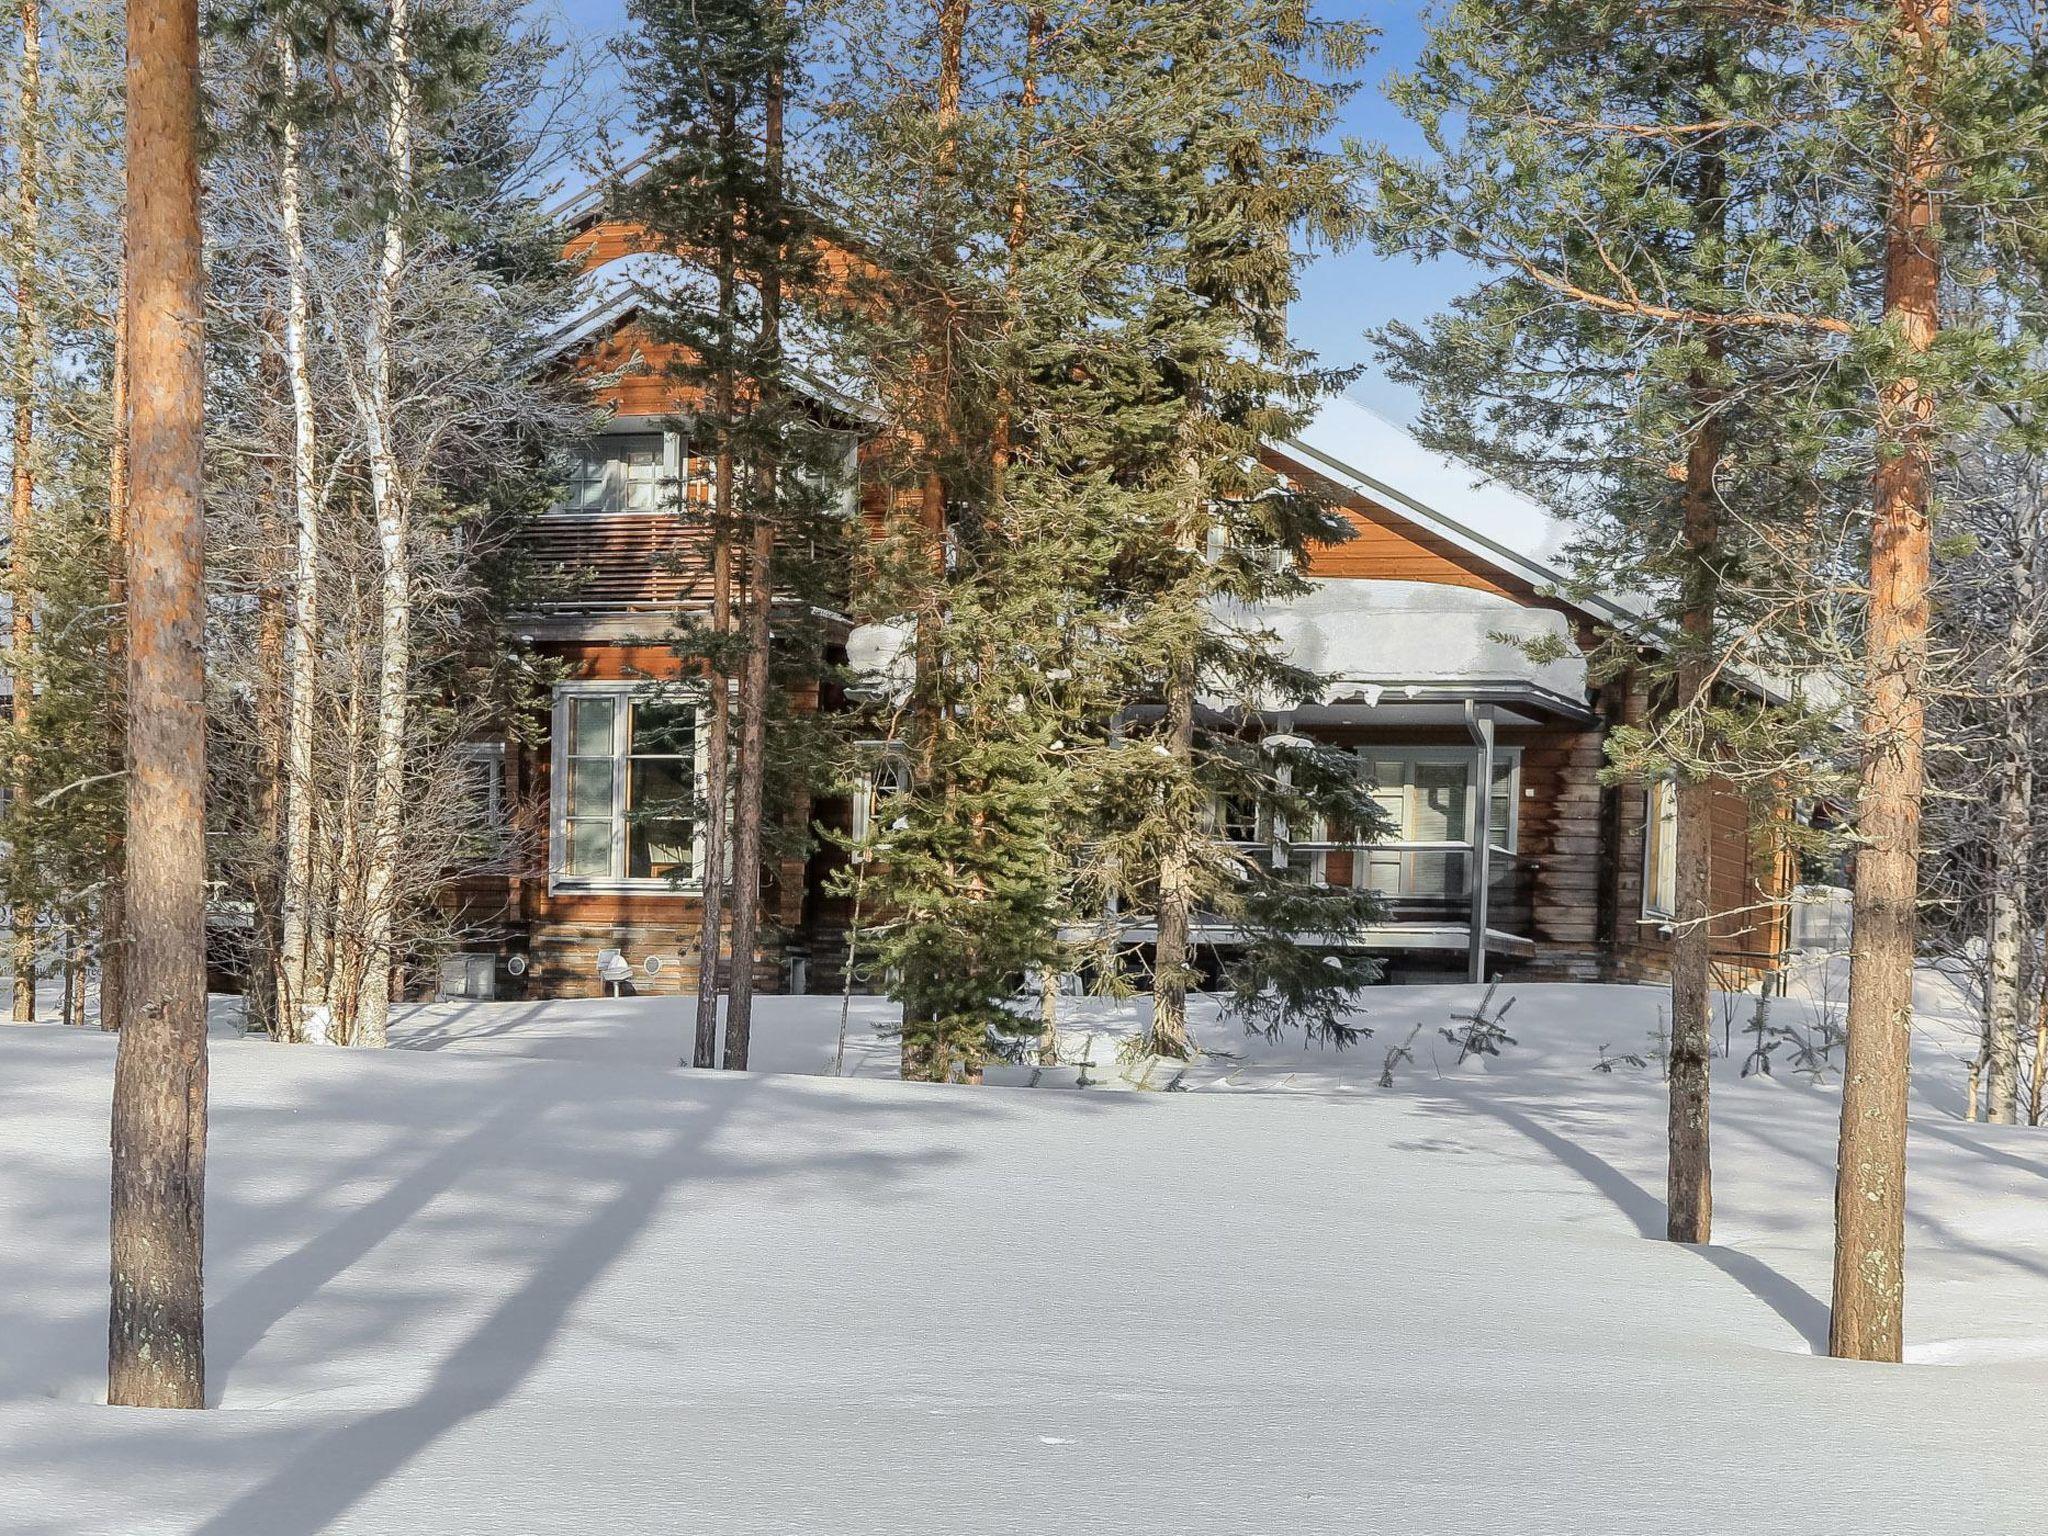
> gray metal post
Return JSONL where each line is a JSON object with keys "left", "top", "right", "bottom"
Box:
{"left": 1465, "top": 702, "right": 1495, "bottom": 984}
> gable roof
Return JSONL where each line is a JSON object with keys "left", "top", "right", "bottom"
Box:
{"left": 540, "top": 254, "right": 879, "bottom": 424}
{"left": 1278, "top": 396, "right": 1645, "bottom": 628}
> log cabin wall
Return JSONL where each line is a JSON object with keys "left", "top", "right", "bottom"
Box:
{"left": 452, "top": 213, "right": 1798, "bottom": 998}
{"left": 451, "top": 638, "right": 820, "bottom": 1000}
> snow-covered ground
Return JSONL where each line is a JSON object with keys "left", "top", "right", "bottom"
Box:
{"left": 4, "top": 962, "right": 2047, "bottom": 1533}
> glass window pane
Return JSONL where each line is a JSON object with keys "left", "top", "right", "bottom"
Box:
{"left": 571, "top": 696, "right": 615, "bottom": 756}
{"left": 629, "top": 758, "right": 695, "bottom": 880}
{"left": 566, "top": 818, "right": 611, "bottom": 877}
{"left": 630, "top": 699, "right": 695, "bottom": 758}
{"left": 630, "top": 757, "right": 692, "bottom": 818}
{"left": 629, "top": 820, "right": 693, "bottom": 880}
{"left": 568, "top": 756, "right": 614, "bottom": 819}
{"left": 564, "top": 435, "right": 664, "bottom": 514}
{"left": 1411, "top": 762, "right": 1469, "bottom": 843}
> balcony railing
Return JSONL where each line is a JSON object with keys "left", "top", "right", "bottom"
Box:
{"left": 1227, "top": 840, "right": 1535, "bottom": 941}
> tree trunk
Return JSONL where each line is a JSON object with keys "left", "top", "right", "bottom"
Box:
{"left": 274, "top": 28, "right": 324, "bottom": 1043}
{"left": 691, "top": 235, "right": 739, "bottom": 1071}
{"left": 1667, "top": 387, "right": 1723, "bottom": 1245}
{"left": 247, "top": 518, "right": 287, "bottom": 1037}
{"left": 351, "top": 0, "right": 416, "bottom": 1049}
{"left": 100, "top": 271, "right": 130, "bottom": 1032}
{"left": 1831, "top": 0, "right": 1946, "bottom": 1366}
{"left": 1983, "top": 521, "right": 2035, "bottom": 1124}
{"left": 1147, "top": 658, "right": 1198, "bottom": 1060}
{"left": 1984, "top": 764, "right": 2028, "bottom": 1124}
{"left": 2027, "top": 977, "right": 2048, "bottom": 1126}
{"left": 9, "top": 0, "right": 44, "bottom": 1024}
{"left": 898, "top": 0, "right": 969, "bottom": 1083}
{"left": 722, "top": 43, "right": 788, "bottom": 1073}
{"left": 108, "top": 0, "right": 208, "bottom": 1407}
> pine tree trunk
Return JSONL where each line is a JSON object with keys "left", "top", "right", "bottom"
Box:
{"left": 722, "top": 46, "right": 788, "bottom": 1074}
{"left": 1667, "top": 384, "right": 1722, "bottom": 1245}
{"left": 1148, "top": 659, "right": 1197, "bottom": 1060}
{"left": 9, "top": 0, "right": 44, "bottom": 1025}
{"left": 1831, "top": 0, "right": 1946, "bottom": 1365}
{"left": 100, "top": 272, "right": 130, "bottom": 1032}
{"left": 108, "top": 0, "right": 208, "bottom": 1407}
{"left": 691, "top": 243, "right": 739, "bottom": 1070}
{"left": 352, "top": 0, "right": 416, "bottom": 1050}
{"left": 896, "top": 0, "right": 971, "bottom": 1083}
{"left": 274, "top": 29, "right": 324, "bottom": 1043}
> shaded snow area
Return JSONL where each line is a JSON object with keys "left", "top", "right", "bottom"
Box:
{"left": 6, "top": 965, "right": 2048, "bottom": 1532}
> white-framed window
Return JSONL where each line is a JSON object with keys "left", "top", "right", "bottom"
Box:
{"left": 1314, "top": 746, "right": 1521, "bottom": 900}
{"left": 849, "top": 741, "right": 911, "bottom": 858}
{"left": 454, "top": 742, "right": 507, "bottom": 863}
{"left": 1203, "top": 523, "right": 1294, "bottom": 574}
{"left": 550, "top": 685, "right": 705, "bottom": 890}
{"left": 561, "top": 432, "right": 674, "bottom": 515}
{"left": 796, "top": 429, "right": 862, "bottom": 521}
{"left": 1644, "top": 777, "right": 1678, "bottom": 920}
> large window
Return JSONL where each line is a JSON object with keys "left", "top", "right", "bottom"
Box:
{"left": 1313, "top": 747, "right": 1520, "bottom": 901}
{"left": 1644, "top": 778, "right": 1678, "bottom": 919}
{"left": 553, "top": 688, "right": 701, "bottom": 888}
{"left": 562, "top": 433, "right": 669, "bottom": 515}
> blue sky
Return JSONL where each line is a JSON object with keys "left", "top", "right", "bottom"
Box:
{"left": 542, "top": 0, "right": 1467, "bottom": 422}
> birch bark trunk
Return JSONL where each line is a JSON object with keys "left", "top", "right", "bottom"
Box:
{"left": 1983, "top": 531, "right": 2035, "bottom": 1124}
{"left": 691, "top": 240, "right": 738, "bottom": 1069}
{"left": 9, "top": 0, "right": 44, "bottom": 1023}
{"left": 351, "top": 0, "right": 416, "bottom": 1048}
{"left": 274, "top": 29, "right": 325, "bottom": 1042}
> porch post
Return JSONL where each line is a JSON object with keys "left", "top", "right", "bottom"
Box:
{"left": 1464, "top": 702, "right": 1495, "bottom": 984}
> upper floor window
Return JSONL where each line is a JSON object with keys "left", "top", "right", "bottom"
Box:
{"left": 563, "top": 433, "right": 668, "bottom": 515}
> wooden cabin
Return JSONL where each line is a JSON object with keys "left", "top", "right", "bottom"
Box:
{"left": 439, "top": 206, "right": 1795, "bottom": 1000}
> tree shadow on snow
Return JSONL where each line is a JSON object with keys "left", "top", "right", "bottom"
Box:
{"left": 1414, "top": 1091, "right": 1831, "bottom": 1353}
{"left": 11, "top": 1069, "right": 1012, "bottom": 1536}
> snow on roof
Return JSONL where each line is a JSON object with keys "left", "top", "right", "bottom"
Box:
{"left": 1281, "top": 396, "right": 1645, "bottom": 626}
{"left": 1212, "top": 578, "right": 1589, "bottom": 711}
{"left": 540, "top": 253, "right": 879, "bottom": 422}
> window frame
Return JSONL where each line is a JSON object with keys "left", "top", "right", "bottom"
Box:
{"left": 1306, "top": 745, "right": 1521, "bottom": 899}
{"left": 849, "top": 739, "right": 912, "bottom": 857}
{"left": 453, "top": 741, "right": 509, "bottom": 868}
{"left": 558, "top": 428, "right": 683, "bottom": 517}
{"left": 548, "top": 683, "right": 709, "bottom": 894}
{"left": 1643, "top": 777, "right": 1679, "bottom": 921}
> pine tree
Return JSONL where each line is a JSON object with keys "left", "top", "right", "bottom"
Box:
{"left": 619, "top": 0, "right": 849, "bottom": 1070}
{"left": 1365, "top": 0, "right": 1855, "bottom": 1245}
{"left": 108, "top": 0, "right": 207, "bottom": 1409}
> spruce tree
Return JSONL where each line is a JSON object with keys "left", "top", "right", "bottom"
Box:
{"left": 1076, "top": 0, "right": 1384, "bottom": 1060}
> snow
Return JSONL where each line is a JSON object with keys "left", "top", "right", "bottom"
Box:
{"left": 1210, "top": 577, "right": 1589, "bottom": 707}
{"left": 5, "top": 963, "right": 2048, "bottom": 1532}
